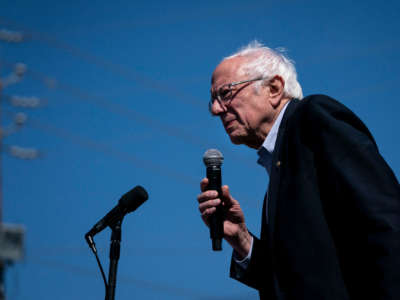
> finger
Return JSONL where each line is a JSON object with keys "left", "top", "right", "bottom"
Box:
{"left": 201, "top": 211, "right": 212, "bottom": 227}
{"left": 201, "top": 214, "right": 209, "bottom": 226}
{"left": 200, "top": 177, "right": 209, "bottom": 192}
{"left": 202, "top": 207, "right": 216, "bottom": 220}
{"left": 197, "top": 190, "right": 218, "bottom": 203}
{"left": 198, "top": 198, "right": 221, "bottom": 213}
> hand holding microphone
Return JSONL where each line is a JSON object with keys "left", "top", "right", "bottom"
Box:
{"left": 198, "top": 149, "right": 252, "bottom": 257}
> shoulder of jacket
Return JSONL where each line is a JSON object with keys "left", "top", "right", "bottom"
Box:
{"left": 291, "top": 94, "right": 351, "bottom": 122}
{"left": 292, "top": 94, "right": 376, "bottom": 145}
{"left": 297, "top": 94, "right": 343, "bottom": 111}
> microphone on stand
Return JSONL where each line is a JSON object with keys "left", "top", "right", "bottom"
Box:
{"left": 85, "top": 185, "right": 148, "bottom": 252}
{"left": 203, "top": 149, "right": 224, "bottom": 251}
{"left": 84, "top": 185, "right": 149, "bottom": 300}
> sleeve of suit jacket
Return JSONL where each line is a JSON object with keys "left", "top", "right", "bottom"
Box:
{"left": 230, "top": 232, "right": 272, "bottom": 291}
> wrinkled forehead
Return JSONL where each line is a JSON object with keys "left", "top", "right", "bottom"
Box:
{"left": 211, "top": 56, "right": 249, "bottom": 87}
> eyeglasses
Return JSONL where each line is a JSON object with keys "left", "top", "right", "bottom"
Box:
{"left": 209, "top": 76, "right": 265, "bottom": 113}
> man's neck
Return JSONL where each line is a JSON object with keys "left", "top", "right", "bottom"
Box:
{"left": 250, "top": 97, "right": 291, "bottom": 149}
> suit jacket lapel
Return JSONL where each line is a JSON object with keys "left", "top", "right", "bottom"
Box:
{"left": 266, "top": 99, "right": 299, "bottom": 244}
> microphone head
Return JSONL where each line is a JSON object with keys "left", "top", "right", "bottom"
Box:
{"left": 203, "top": 149, "right": 224, "bottom": 167}
{"left": 119, "top": 185, "right": 149, "bottom": 213}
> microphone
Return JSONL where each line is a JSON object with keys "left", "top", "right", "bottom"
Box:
{"left": 85, "top": 185, "right": 148, "bottom": 244}
{"left": 203, "top": 149, "right": 224, "bottom": 251}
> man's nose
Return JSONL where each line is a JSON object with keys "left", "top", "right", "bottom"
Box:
{"left": 211, "top": 99, "right": 226, "bottom": 116}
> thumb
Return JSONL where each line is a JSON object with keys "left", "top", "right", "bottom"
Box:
{"left": 221, "top": 185, "right": 238, "bottom": 206}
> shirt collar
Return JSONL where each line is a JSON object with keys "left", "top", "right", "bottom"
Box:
{"left": 257, "top": 101, "right": 290, "bottom": 171}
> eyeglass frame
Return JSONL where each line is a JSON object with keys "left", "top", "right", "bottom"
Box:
{"left": 209, "top": 76, "right": 266, "bottom": 113}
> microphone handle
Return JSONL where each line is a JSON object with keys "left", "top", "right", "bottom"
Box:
{"left": 206, "top": 165, "right": 224, "bottom": 251}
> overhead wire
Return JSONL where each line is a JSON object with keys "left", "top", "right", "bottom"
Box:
{"left": 0, "top": 17, "right": 257, "bottom": 165}
{"left": 1, "top": 60, "right": 260, "bottom": 209}
{"left": 0, "top": 16, "right": 203, "bottom": 108}
{"left": 0, "top": 15, "right": 265, "bottom": 223}
{"left": 28, "top": 256, "right": 257, "bottom": 299}
{"left": 77, "top": 3, "right": 257, "bottom": 32}
{"left": 28, "top": 244, "right": 205, "bottom": 257}
{"left": 0, "top": 16, "right": 244, "bottom": 159}
{"left": 28, "top": 256, "right": 212, "bottom": 299}
{"left": 2, "top": 105, "right": 260, "bottom": 207}
{"left": 2, "top": 107, "right": 199, "bottom": 186}
{"left": 0, "top": 58, "right": 255, "bottom": 166}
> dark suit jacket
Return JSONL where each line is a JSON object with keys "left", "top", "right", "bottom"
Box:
{"left": 230, "top": 95, "right": 400, "bottom": 300}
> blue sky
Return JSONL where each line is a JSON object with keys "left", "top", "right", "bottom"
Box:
{"left": 1, "top": 0, "right": 399, "bottom": 299}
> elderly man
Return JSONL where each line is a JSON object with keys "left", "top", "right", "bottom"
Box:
{"left": 197, "top": 41, "right": 400, "bottom": 300}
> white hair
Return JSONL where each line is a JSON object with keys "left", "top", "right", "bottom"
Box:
{"left": 225, "top": 40, "right": 303, "bottom": 99}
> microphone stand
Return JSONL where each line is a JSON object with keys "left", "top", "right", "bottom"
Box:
{"left": 105, "top": 219, "right": 122, "bottom": 300}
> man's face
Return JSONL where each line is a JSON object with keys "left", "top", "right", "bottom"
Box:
{"left": 210, "top": 57, "right": 274, "bottom": 149}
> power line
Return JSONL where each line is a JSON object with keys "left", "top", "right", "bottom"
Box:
{"left": 0, "top": 62, "right": 260, "bottom": 208}
{"left": 0, "top": 59, "right": 255, "bottom": 166}
{"left": 0, "top": 61, "right": 270, "bottom": 209}
{"left": 74, "top": 4, "right": 259, "bottom": 32}
{"left": 0, "top": 17, "right": 203, "bottom": 109}
{"left": 0, "top": 59, "right": 206, "bottom": 145}
{"left": 28, "top": 257, "right": 211, "bottom": 299}
{"left": 0, "top": 19, "right": 255, "bottom": 165}
{"left": 2, "top": 107, "right": 260, "bottom": 207}
{"left": 29, "top": 256, "right": 257, "bottom": 299}
{"left": 28, "top": 242, "right": 206, "bottom": 258}
{"left": 2, "top": 107, "right": 198, "bottom": 186}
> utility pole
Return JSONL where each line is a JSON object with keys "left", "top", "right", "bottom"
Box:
{"left": 0, "top": 28, "right": 32, "bottom": 298}
{"left": 0, "top": 65, "right": 4, "bottom": 300}
{"left": 0, "top": 62, "right": 31, "bottom": 300}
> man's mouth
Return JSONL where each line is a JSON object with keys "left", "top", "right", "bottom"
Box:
{"left": 224, "top": 119, "right": 236, "bottom": 130}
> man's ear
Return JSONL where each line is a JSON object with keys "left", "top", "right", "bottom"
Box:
{"left": 267, "top": 76, "right": 285, "bottom": 108}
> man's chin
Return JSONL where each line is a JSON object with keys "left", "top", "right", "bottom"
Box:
{"left": 228, "top": 134, "right": 244, "bottom": 145}
{"left": 228, "top": 133, "right": 259, "bottom": 149}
